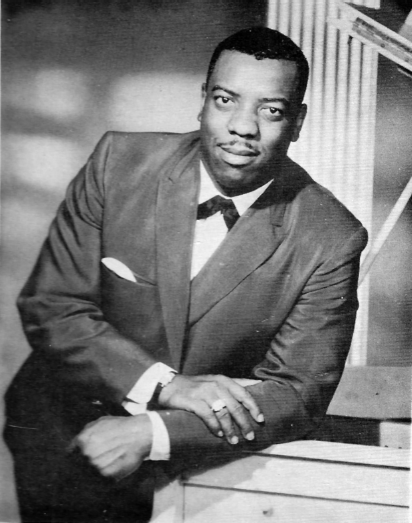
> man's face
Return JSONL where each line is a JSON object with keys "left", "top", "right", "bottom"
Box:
{"left": 199, "top": 50, "right": 307, "bottom": 196}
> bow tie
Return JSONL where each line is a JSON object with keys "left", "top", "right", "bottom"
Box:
{"left": 196, "top": 195, "right": 240, "bottom": 231}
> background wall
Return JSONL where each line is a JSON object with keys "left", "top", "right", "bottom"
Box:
{"left": 1, "top": 1, "right": 410, "bottom": 521}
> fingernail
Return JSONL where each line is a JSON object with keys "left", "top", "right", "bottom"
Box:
{"left": 230, "top": 436, "right": 239, "bottom": 445}
{"left": 245, "top": 432, "right": 255, "bottom": 441}
{"left": 257, "top": 414, "right": 265, "bottom": 423}
{"left": 218, "top": 431, "right": 224, "bottom": 437}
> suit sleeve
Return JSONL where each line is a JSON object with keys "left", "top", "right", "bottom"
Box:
{"left": 158, "top": 225, "right": 368, "bottom": 464}
{"left": 17, "top": 133, "right": 158, "bottom": 405}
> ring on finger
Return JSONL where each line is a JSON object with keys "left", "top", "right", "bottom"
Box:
{"left": 211, "top": 399, "right": 227, "bottom": 413}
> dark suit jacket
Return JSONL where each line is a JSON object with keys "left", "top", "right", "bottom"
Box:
{"left": 5, "top": 130, "right": 367, "bottom": 493}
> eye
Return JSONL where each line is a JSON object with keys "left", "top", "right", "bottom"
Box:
{"left": 262, "top": 106, "right": 284, "bottom": 121}
{"left": 214, "top": 96, "right": 234, "bottom": 109}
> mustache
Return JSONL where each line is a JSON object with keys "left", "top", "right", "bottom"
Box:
{"left": 218, "top": 141, "right": 259, "bottom": 154}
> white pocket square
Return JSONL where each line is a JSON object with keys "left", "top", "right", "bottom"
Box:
{"left": 101, "top": 258, "right": 137, "bottom": 283}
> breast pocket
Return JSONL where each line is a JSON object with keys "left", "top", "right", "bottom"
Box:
{"left": 101, "top": 258, "right": 156, "bottom": 287}
{"left": 100, "top": 264, "right": 164, "bottom": 348}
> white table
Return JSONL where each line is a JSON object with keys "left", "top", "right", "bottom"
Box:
{"left": 151, "top": 440, "right": 410, "bottom": 523}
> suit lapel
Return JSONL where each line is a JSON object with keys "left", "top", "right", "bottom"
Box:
{"left": 156, "top": 142, "right": 200, "bottom": 369}
{"left": 155, "top": 150, "right": 309, "bottom": 365}
{"left": 189, "top": 183, "right": 287, "bottom": 326}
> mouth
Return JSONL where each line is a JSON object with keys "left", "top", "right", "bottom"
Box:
{"left": 219, "top": 144, "right": 259, "bottom": 166}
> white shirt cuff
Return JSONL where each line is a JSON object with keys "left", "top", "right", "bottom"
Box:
{"left": 146, "top": 410, "right": 171, "bottom": 460}
{"left": 122, "top": 400, "right": 148, "bottom": 416}
{"left": 121, "top": 403, "right": 171, "bottom": 460}
{"left": 125, "top": 362, "right": 176, "bottom": 404}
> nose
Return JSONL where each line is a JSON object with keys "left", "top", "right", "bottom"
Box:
{"left": 227, "top": 107, "right": 259, "bottom": 138}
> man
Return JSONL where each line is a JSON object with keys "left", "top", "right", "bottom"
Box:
{"left": 5, "top": 27, "right": 368, "bottom": 522}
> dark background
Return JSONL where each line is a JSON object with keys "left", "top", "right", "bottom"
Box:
{"left": 1, "top": 1, "right": 411, "bottom": 521}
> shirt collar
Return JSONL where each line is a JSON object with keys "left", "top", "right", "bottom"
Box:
{"left": 199, "top": 161, "right": 273, "bottom": 217}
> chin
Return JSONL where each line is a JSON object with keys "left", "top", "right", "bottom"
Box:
{"left": 217, "top": 177, "right": 254, "bottom": 197}
{"left": 218, "top": 172, "right": 248, "bottom": 188}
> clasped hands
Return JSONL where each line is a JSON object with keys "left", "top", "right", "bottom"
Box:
{"left": 72, "top": 374, "right": 263, "bottom": 480}
{"left": 159, "top": 374, "right": 264, "bottom": 443}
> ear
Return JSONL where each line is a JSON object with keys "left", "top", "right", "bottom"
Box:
{"left": 291, "top": 104, "right": 307, "bottom": 143}
{"left": 197, "top": 83, "right": 207, "bottom": 122}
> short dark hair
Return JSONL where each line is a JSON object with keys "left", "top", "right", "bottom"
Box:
{"left": 206, "top": 27, "right": 309, "bottom": 106}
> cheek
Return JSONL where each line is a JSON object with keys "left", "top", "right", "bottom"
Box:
{"left": 261, "top": 124, "right": 292, "bottom": 151}
{"left": 202, "top": 106, "right": 229, "bottom": 135}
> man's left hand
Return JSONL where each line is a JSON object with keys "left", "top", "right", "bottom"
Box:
{"left": 71, "top": 414, "right": 153, "bottom": 481}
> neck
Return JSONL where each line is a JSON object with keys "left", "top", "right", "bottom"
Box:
{"left": 201, "top": 163, "right": 274, "bottom": 198}
{"left": 215, "top": 180, "right": 271, "bottom": 198}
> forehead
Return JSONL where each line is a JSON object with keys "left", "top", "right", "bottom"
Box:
{"left": 210, "top": 50, "right": 300, "bottom": 102}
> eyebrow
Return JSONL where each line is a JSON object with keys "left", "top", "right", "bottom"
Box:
{"left": 261, "top": 97, "right": 291, "bottom": 108}
{"left": 211, "top": 85, "right": 237, "bottom": 97}
{"left": 211, "top": 85, "right": 291, "bottom": 108}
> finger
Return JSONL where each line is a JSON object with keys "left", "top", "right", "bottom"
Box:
{"left": 221, "top": 395, "right": 256, "bottom": 441}
{"left": 217, "top": 376, "right": 264, "bottom": 423}
{"left": 212, "top": 405, "right": 240, "bottom": 445}
{"left": 192, "top": 379, "right": 252, "bottom": 443}
{"left": 74, "top": 429, "right": 119, "bottom": 461}
{"left": 72, "top": 431, "right": 92, "bottom": 454}
{"left": 86, "top": 429, "right": 141, "bottom": 461}
{"left": 90, "top": 445, "right": 126, "bottom": 471}
{"left": 187, "top": 400, "right": 224, "bottom": 438}
{"left": 99, "top": 450, "right": 144, "bottom": 481}
{"left": 211, "top": 390, "right": 255, "bottom": 442}
{"left": 73, "top": 421, "right": 115, "bottom": 455}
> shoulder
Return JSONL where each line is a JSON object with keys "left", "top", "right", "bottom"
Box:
{"left": 94, "top": 130, "right": 200, "bottom": 167}
{"left": 85, "top": 130, "right": 200, "bottom": 191}
{"left": 281, "top": 158, "right": 368, "bottom": 252}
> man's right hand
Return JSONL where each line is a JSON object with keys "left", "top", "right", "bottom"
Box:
{"left": 158, "top": 374, "right": 264, "bottom": 444}
{"left": 71, "top": 414, "right": 152, "bottom": 481}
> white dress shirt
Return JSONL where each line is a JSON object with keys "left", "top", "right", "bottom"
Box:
{"left": 124, "top": 161, "right": 272, "bottom": 460}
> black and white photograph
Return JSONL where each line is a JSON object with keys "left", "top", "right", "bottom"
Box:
{"left": 1, "top": 1, "right": 411, "bottom": 522}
